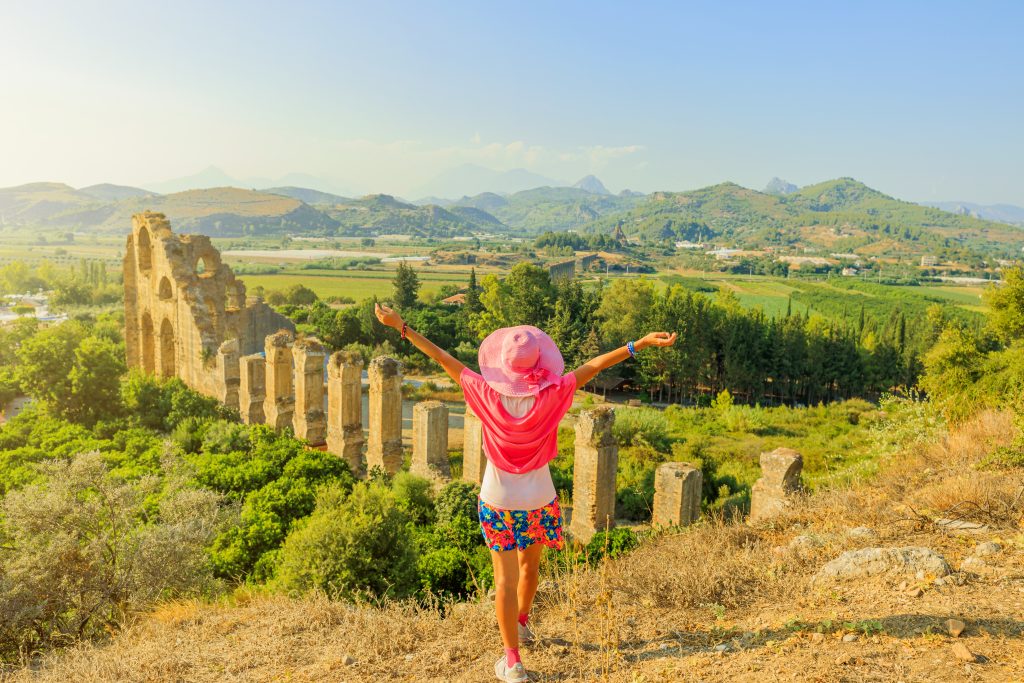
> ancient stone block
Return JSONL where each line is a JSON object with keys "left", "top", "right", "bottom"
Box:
{"left": 214, "top": 339, "right": 240, "bottom": 411}
{"left": 411, "top": 400, "right": 450, "bottom": 481}
{"left": 292, "top": 338, "right": 326, "bottom": 445}
{"left": 263, "top": 330, "right": 295, "bottom": 431}
{"left": 461, "top": 404, "right": 486, "bottom": 486}
{"left": 652, "top": 462, "right": 702, "bottom": 527}
{"left": 568, "top": 406, "right": 618, "bottom": 544}
{"left": 238, "top": 353, "right": 266, "bottom": 424}
{"left": 327, "top": 351, "right": 365, "bottom": 475}
{"left": 367, "top": 356, "right": 403, "bottom": 474}
{"left": 749, "top": 447, "right": 803, "bottom": 523}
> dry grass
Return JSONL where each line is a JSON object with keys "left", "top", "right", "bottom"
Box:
{"left": 6, "top": 411, "right": 1024, "bottom": 682}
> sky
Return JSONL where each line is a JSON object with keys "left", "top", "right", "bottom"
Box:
{"left": 1, "top": 1, "right": 1022, "bottom": 203}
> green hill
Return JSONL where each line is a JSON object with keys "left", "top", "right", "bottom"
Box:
{"left": 322, "top": 194, "right": 503, "bottom": 237}
{"left": 584, "top": 178, "right": 1024, "bottom": 257}
{"left": 454, "top": 186, "right": 642, "bottom": 233}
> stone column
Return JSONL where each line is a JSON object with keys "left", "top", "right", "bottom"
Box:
{"left": 367, "top": 356, "right": 403, "bottom": 474}
{"left": 292, "top": 338, "right": 327, "bottom": 445}
{"left": 653, "top": 462, "right": 703, "bottom": 527}
{"left": 327, "top": 351, "right": 365, "bottom": 475}
{"left": 263, "top": 330, "right": 295, "bottom": 431}
{"left": 749, "top": 447, "right": 803, "bottom": 523}
{"left": 238, "top": 353, "right": 266, "bottom": 424}
{"left": 461, "top": 404, "right": 487, "bottom": 486}
{"left": 411, "top": 400, "right": 450, "bottom": 481}
{"left": 568, "top": 406, "right": 618, "bottom": 544}
{"left": 214, "top": 339, "right": 240, "bottom": 411}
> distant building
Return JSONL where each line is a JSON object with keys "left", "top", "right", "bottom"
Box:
{"left": 707, "top": 248, "right": 741, "bottom": 260}
{"left": 920, "top": 255, "right": 939, "bottom": 267}
{"left": 674, "top": 240, "right": 704, "bottom": 249}
{"left": 441, "top": 292, "right": 466, "bottom": 306}
{"left": 841, "top": 267, "right": 858, "bottom": 277}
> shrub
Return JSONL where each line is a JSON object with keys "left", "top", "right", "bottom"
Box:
{"left": 611, "top": 407, "right": 672, "bottom": 452}
{"left": 276, "top": 481, "right": 418, "bottom": 600}
{"left": 586, "top": 527, "right": 639, "bottom": 562}
{"left": 434, "top": 480, "right": 479, "bottom": 527}
{"left": 0, "top": 452, "right": 227, "bottom": 659}
{"left": 391, "top": 471, "right": 435, "bottom": 525}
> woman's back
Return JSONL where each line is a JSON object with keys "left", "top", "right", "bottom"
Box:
{"left": 479, "top": 393, "right": 556, "bottom": 510}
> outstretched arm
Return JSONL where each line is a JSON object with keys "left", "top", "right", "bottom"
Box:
{"left": 374, "top": 303, "right": 467, "bottom": 385}
{"left": 572, "top": 331, "right": 677, "bottom": 390}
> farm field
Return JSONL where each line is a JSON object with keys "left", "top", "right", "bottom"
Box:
{"left": 236, "top": 269, "right": 470, "bottom": 300}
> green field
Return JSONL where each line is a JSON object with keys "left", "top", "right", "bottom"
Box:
{"left": 236, "top": 269, "right": 469, "bottom": 300}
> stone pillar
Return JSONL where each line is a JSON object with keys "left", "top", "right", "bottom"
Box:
{"left": 327, "top": 351, "right": 365, "bottom": 475}
{"left": 749, "top": 447, "right": 803, "bottom": 523}
{"left": 568, "top": 406, "right": 618, "bottom": 544}
{"left": 214, "top": 339, "right": 240, "bottom": 411}
{"left": 653, "top": 462, "right": 703, "bottom": 527}
{"left": 263, "top": 330, "right": 295, "bottom": 431}
{"left": 238, "top": 353, "right": 266, "bottom": 424}
{"left": 462, "top": 404, "right": 487, "bottom": 486}
{"left": 411, "top": 400, "right": 450, "bottom": 481}
{"left": 292, "top": 338, "right": 327, "bottom": 445}
{"left": 367, "top": 356, "right": 403, "bottom": 474}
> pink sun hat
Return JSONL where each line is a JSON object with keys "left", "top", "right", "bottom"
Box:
{"left": 478, "top": 325, "right": 565, "bottom": 397}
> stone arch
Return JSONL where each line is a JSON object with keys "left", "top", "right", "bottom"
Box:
{"left": 137, "top": 226, "right": 153, "bottom": 272}
{"left": 158, "top": 276, "right": 173, "bottom": 300}
{"left": 159, "top": 317, "right": 176, "bottom": 378}
{"left": 195, "top": 253, "right": 218, "bottom": 277}
{"left": 140, "top": 312, "right": 155, "bottom": 373}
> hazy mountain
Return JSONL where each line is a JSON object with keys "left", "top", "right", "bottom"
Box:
{"left": 412, "top": 164, "right": 560, "bottom": 200}
{"left": 78, "top": 183, "right": 157, "bottom": 201}
{"left": 143, "top": 167, "right": 353, "bottom": 196}
{"left": 764, "top": 177, "right": 797, "bottom": 195}
{"left": 923, "top": 201, "right": 1024, "bottom": 226}
{"left": 573, "top": 175, "right": 610, "bottom": 195}
{"left": 262, "top": 186, "right": 351, "bottom": 206}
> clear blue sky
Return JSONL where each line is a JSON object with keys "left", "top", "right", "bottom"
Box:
{"left": 2, "top": 0, "right": 1022, "bottom": 203}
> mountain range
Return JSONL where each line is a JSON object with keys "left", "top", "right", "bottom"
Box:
{"left": 1, "top": 176, "right": 1021, "bottom": 257}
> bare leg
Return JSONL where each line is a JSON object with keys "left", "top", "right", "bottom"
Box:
{"left": 517, "top": 542, "right": 543, "bottom": 619}
{"left": 490, "top": 548, "right": 520, "bottom": 650}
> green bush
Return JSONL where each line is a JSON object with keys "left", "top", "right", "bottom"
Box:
{"left": 391, "top": 471, "right": 435, "bottom": 525}
{"left": 586, "top": 527, "right": 638, "bottom": 562}
{"left": 611, "top": 407, "right": 672, "bottom": 452}
{"left": 434, "top": 480, "right": 479, "bottom": 527}
{"left": 276, "top": 481, "right": 418, "bottom": 600}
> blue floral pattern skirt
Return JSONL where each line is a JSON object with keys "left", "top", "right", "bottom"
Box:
{"left": 478, "top": 496, "right": 565, "bottom": 552}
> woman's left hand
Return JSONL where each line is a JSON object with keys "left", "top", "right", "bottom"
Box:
{"left": 375, "top": 302, "right": 404, "bottom": 330}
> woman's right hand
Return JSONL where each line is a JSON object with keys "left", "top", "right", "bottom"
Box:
{"left": 374, "top": 302, "right": 404, "bottom": 330}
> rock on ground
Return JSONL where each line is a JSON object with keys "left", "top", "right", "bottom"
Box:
{"left": 815, "top": 547, "right": 951, "bottom": 581}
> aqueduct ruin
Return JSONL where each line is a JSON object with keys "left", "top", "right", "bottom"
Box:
{"left": 122, "top": 213, "right": 794, "bottom": 540}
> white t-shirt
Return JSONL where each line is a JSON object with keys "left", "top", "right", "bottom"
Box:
{"left": 478, "top": 393, "right": 558, "bottom": 511}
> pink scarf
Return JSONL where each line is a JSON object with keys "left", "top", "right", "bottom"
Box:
{"left": 460, "top": 367, "right": 577, "bottom": 474}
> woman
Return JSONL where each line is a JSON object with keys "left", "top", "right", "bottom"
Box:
{"left": 374, "top": 302, "right": 676, "bottom": 682}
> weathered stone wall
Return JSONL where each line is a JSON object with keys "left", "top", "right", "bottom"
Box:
{"left": 292, "top": 338, "right": 326, "bottom": 445}
{"left": 367, "top": 356, "right": 403, "bottom": 474}
{"left": 749, "top": 447, "right": 803, "bottom": 523}
{"left": 327, "top": 351, "right": 365, "bottom": 475}
{"left": 568, "top": 406, "right": 618, "bottom": 543}
{"left": 238, "top": 353, "right": 266, "bottom": 425}
{"left": 653, "top": 462, "right": 702, "bottom": 527}
{"left": 410, "top": 400, "right": 450, "bottom": 481}
{"left": 263, "top": 330, "right": 295, "bottom": 430}
{"left": 461, "top": 404, "right": 486, "bottom": 486}
{"left": 122, "top": 211, "right": 293, "bottom": 401}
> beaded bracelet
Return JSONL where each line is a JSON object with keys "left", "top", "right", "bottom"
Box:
{"left": 401, "top": 322, "right": 408, "bottom": 340}
{"left": 626, "top": 340, "right": 636, "bottom": 357}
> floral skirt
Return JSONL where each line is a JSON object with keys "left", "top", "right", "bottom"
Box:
{"left": 478, "top": 496, "right": 565, "bottom": 552}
